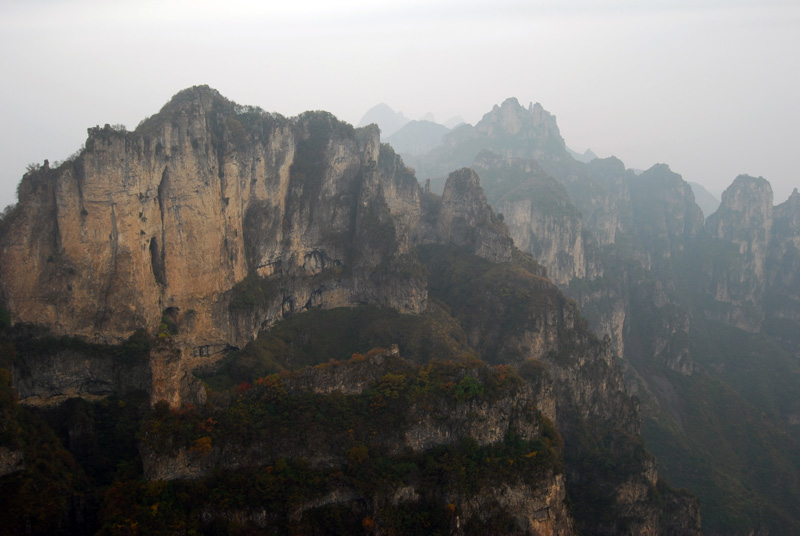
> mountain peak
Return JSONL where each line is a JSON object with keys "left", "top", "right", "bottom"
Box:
{"left": 161, "top": 85, "right": 229, "bottom": 113}
{"left": 134, "top": 85, "right": 243, "bottom": 135}
{"left": 474, "top": 98, "right": 564, "bottom": 151}
{"left": 357, "top": 103, "right": 408, "bottom": 137}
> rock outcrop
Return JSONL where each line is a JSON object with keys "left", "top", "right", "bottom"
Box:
{"left": 704, "top": 175, "right": 773, "bottom": 331}
{"left": 472, "top": 151, "right": 600, "bottom": 286}
{"left": 380, "top": 94, "right": 800, "bottom": 535}
{"left": 0, "top": 87, "right": 427, "bottom": 354}
{"left": 429, "top": 167, "right": 514, "bottom": 264}
{"left": 0, "top": 446, "right": 24, "bottom": 477}
{"left": 628, "top": 164, "right": 705, "bottom": 272}
{"left": 766, "top": 188, "right": 800, "bottom": 325}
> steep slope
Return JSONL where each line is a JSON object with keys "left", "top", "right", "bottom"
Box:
{"left": 471, "top": 151, "right": 600, "bottom": 286}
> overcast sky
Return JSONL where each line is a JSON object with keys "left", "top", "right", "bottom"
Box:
{"left": 1, "top": 0, "right": 798, "bottom": 209}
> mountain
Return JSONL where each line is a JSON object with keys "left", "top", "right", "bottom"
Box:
{"left": 357, "top": 103, "right": 409, "bottom": 137}
{"left": 444, "top": 115, "right": 466, "bottom": 129}
{"left": 402, "top": 97, "right": 569, "bottom": 192}
{"left": 689, "top": 182, "right": 721, "bottom": 218}
{"left": 567, "top": 147, "right": 598, "bottom": 163}
{"left": 385, "top": 120, "right": 450, "bottom": 156}
{"left": 403, "top": 96, "right": 800, "bottom": 535}
{"left": 0, "top": 87, "right": 699, "bottom": 535}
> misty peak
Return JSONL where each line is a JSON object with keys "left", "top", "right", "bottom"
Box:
{"left": 475, "top": 97, "right": 563, "bottom": 148}
{"left": 357, "top": 103, "right": 409, "bottom": 137}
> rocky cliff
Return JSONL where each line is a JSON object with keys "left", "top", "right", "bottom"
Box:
{"left": 704, "top": 175, "right": 773, "bottom": 331}
{"left": 0, "top": 87, "right": 426, "bottom": 354}
{"left": 628, "top": 164, "right": 705, "bottom": 273}
{"left": 766, "top": 188, "right": 800, "bottom": 329}
{"left": 472, "top": 151, "right": 600, "bottom": 286}
{"left": 428, "top": 167, "right": 515, "bottom": 264}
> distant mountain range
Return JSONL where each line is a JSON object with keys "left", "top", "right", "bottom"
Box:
{"left": 357, "top": 103, "right": 465, "bottom": 139}
{"left": 382, "top": 96, "right": 800, "bottom": 535}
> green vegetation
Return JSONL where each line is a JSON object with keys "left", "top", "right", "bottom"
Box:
{"left": 130, "top": 357, "right": 559, "bottom": 535}
{"left": 97, "top": 427, "right": 560, "bottom": 535}
{"left": 641, "top": 367, "right": 800, "bottom": 535}
{"left": 0, "top": 401, "right": 87, "bottom": 535}
{"left": 228, "top": 273, "right": 281, "bottom": 312}
{"left": 201, "top": 304, "right": 475, "bottom": 391}
{"left": 11, "top": 328, "right": 151, "bottom": 366}
{"left": 149, "top": 358, "right": 531, "bottom": 456}
{"left": 418, "top": 243, "right": 589, "bottom": 365}
{"left": 1, "top": 348, "right": 149, "bottom": 535}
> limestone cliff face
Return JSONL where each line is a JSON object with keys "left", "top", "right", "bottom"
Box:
{"left": 6, "top": 327, "right": 210, "bottom": 408}
{"left": 560, "top": 163, "right": 702, "bottom": 375}
{"left": 626, "top": 279, "right": 693, "bottom": 375}
{"left": 628, "top": 164, "right": 705, "bottom": 272}
{"left": 472, "top": 98, "right": 566, "bottom": 160}
{"left": 0, "top": 88, "right": 536, "bottom": 409}
{"left": 421, "top": 244, "right": 700, "bottom": 535}
{"left": 472, "top": 152, "right": 600, "bottom": 286}
{"left": 570, "top": 283, "right": 627, "bottom": 360}
{"left": 11, "top": 347, "right": 149, "bottom": 406}
{"left": 192, "top": 478, "right": 576, "bottom": 536}
{"left": 430, "top": 167, "right": 514, "bottom": 264}
{"left": 0, "top": 87, "right": 427, "bottom": 353}
{"left": 766, "top": 188, "right": 800, "bottom": 323}
{"left": 704, "top": 175, "right": 773, "bottom": 331}
{"left": 567, "top": 156, "right": 632, "bottom": 247}
{"left": 0, "top": 89, "right": 702, "bottom": 534}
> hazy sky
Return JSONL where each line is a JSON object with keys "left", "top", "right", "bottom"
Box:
{"left": 1, "top": 0, "right": 798, "bottom": 209}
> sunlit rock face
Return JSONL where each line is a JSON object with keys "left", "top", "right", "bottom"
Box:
{"left": 0, "top": 87, "right": 525, "bottom": 408}
{"left": 0, "top": 86, "right": 428, "bottom": 351}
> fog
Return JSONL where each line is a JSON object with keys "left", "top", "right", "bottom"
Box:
{"left": 1, "top": 0, "right": 798, "bottom": 209}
